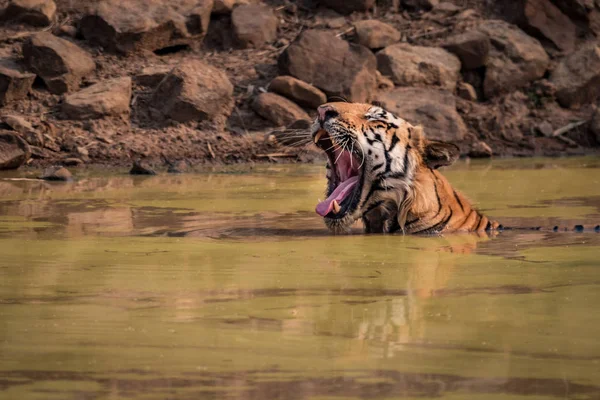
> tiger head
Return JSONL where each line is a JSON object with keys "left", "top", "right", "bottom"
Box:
{"left": 311, "top": 102, "right": 460, "bottom": 233}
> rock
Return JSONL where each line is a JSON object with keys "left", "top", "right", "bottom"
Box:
{"left": 62, "top": 77, "right": 132, "bottom": 120}
{"left": 313, "top": 9, "right": 347, "bottom": 29}
{"left": 353, "top": 20, "right": 400, "bottom": 50}
{"left": 80, "top": 0, "right": 214, "bottom": 54}
{"left": 0, "top": 131, "right": 31, "bottom": 170}
{"left": 376, "top": 71, "right": 395, "bottom": 90}
{"left": 456, "top": 82, "right": 477, "bottom": 101}
{"left": 536, "top": 121, "right": 553, "bottom": 137}
{"left": 63, "top": 157, "right": 84, "bottom": 166}
{"left": 22, "top": 32, "right": 96, "bottom": 94}
{"left": 468, "top": 141, "right": 493, "bottom": 158}
{"left": 152, "top": 60, "right": 234, "bottom": 123}
{"left": 590, "top": 108, "right": 600, "bottom": 142}
{"left": 402, "top": 0, "right": 439, "bottom": 11}
{"left": 376, "top": 44, "right": 461, "bottom": 91}
{"left": 442, "top": 31, "right": 490, "bottom": 69}
{"left": 134, "top": 66, "right": 171, "bottom": 87}
{"left": 269, "top": 75, "right": 327, "bottom": 109}
{"left": 58, "top": 24, "right": 77, "bottom": 38}
{"left": 279, "top": 30, "right": 377, "bottom": 103}
{"left": 40, "top": 166, "right": 72, "bottom": 181}
{"left": 130, "top": 160, "right": 157, "bottom": 175}
{"left": 0, "top": 115, "right": 34, "bottom": 133}
{"left": 231, "top": 4, "right": 278, "bottom": 48}
{"left": 212, "top": 0, "right": 252, "bottom": 14}
{"left": 550, "top": 45, "right": 600, "bottom": 108}
{"left": 3, "top": 0, "right": 57, "bottom": 26}
{"left": 252, "top": 93, "right": 310, "bottom": 126}
{"left": 478, "top": 20, "right": 549, "bottom": 99}
{"left": 320, "top": 0, "right": 375, "bottom": 14}
{"left": 423, "top": 2, "right": 461, "bottom": 21}
{"left": 0, "top": 58, "right": 36, "bottom": 106}
{"left": 374, "top": 87, "right": 467, "bottom": 141}
{"left": 504, "top": 0, "right": 577, "bottom": 52}
{"left": 166, "top": 159, "right": 189, "bottom": 173}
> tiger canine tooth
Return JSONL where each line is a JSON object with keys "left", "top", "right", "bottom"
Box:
{"left": 332, "top": 200, "right": 341, "bottom": 214}
{"left": 314, "top": 130, "right": 325, "bottom": 144}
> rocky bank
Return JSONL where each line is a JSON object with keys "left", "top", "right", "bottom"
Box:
{"left": 0, "top": 0, "right": 599, "bottom": 170}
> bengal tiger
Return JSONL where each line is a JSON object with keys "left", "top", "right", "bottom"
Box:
{"left": 311, "top": 102, "right": 501, "bottom": 235}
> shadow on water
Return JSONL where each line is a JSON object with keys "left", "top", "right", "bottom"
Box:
{"left": 0, "top": 157, "right": 600, "bottom": 399}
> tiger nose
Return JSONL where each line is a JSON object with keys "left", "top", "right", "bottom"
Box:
{"left": 317, "top": 105, "right": 339, "bottom": 122}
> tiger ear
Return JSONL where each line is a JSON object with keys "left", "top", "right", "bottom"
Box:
{"left": 422, "top": 140, "right": 460, "bottom": 169}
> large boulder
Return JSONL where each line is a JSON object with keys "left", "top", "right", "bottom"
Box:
{"left": 0, "top": 132, "right": 31, "bottom": 170}
{"left": 477, "top": 20, "right": 549, "bottom": 99}
{"left": 376, "top": 44, "right": 461, "bottom": 91}
{"left": 278, "top": 30, "right": 377, "bottom": 103}
{"left": 0, "top": 58, "right": 36, "bottom": 106}
{"left": 353, "top": 20, "right": 400, "bottom": 50}
{"left": 269, "top": 75, "right": 327, "bottom": 109}
{"left": 374, "top": 87, "right": 466, "bottom": 141}
{"left": 550, "top": 45, "right": 600, "bottom": 108}
{"left": 22, "top": 32, "right": 96, "bottom": 94}
{"left": 320, "top": 0, "right": 375, "bottom": 14}
{"left": 231, "top": 4, "right": 278, "bottom": 48}
{"left": 79, "top": 0, "right": 214, "bottom": 54}
{"left": 151, "top": 59, "right": 234, "bottom": 123}
{"left": 2, "top": 0, "right": 56, "bottom": 26}
{"left": 62, "top": 77, "right": 132, "bottom": 120}
{"left": 442, "top": 31, "right": 490, "bottom": 69}
{"left": 252, "top": 93, "right": 310, "bottom": 126}
{"left": 503, "top": 0, "right": 576, "bottom": 52}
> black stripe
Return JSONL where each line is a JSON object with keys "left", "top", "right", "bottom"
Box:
{"left": 374, "top": 133, "right": 383, "bottom": 142}
{"left": 453, "top": 190, "right": 464, "bottom": 212}
{"left": 361, "top": 181, "right": 387, "bottom": 207}
{"left": 474, "top": 213, "right": 482, "bottom": 230}
{"left": 413, "top": 209, "right": 453, "bottom": 234}
{"left": 388, "top": 134, "right": 400, "bottom": 152}
{"left": 485, "top": 221, "right": 492, "bottom": 231}
{"left": 363, "top": 200, "right": 385, "bottom": 215}
{"left": 386, "top": 122, "right": 399, "bottom": 130}
{"left": 371, "top": 162, "right": 384, "bottom": 172}
{"left": 385, "top": 171, "right": 406, "bottom": 179}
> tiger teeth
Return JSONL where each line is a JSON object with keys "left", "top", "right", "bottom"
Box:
{"left": 314, "top": 130, "right": 325, "bottom": 144}
{"left": 332, "top": 200, "right": 341, "bottom": 214}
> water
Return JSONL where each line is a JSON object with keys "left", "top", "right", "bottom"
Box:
{"left": 1, "top": 157, "right": 599, "bottom": 400}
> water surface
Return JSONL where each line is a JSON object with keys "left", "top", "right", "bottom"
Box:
{"left": 1, "top": 157, "right": 599, "bottom": 400}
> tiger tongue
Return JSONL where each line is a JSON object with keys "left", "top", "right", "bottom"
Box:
{"left": 315, "top": 176, "right": 359, "bottom": 217}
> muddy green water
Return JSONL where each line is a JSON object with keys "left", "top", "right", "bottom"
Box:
{"left": 1, "top": 157, "right": 600, "bottom": 400}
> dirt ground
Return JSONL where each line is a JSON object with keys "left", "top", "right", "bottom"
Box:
{"left": 1, "top": 0, "right": 599, "bottom": 171}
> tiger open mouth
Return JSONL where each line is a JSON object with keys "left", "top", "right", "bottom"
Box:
{"left": 313, "top": 129, "right": 363, "bottom": 219}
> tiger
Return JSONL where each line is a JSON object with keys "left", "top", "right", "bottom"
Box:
{"left": 311, "top": 102, "right": 501, "bottom": 235}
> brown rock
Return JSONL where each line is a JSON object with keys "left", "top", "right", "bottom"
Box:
{"left": 590, "top": 108, "right": 600, "bottom": 142}
{"left": 376, "top": 43, "right": 461, "bottom": 91}
{"left": 40, "top": 166, "right": 72, "bottom": 181}
{"left": 213, "top": 0, "right": 252, "bottom": 14}
{"left": 354, "top": 20, "right": 400, "bottom": 50}
{"left": 468, "top": 141, "right": 493, "bottom": 158}
{"left": 320, "top": 0, "right": 375, "bottom": 14}
{"left": 130, "top": 160, "right": 157, "bottom": 175}
{"left": 23, "top": 32, "right": 96, "bottom": 94}
{"left": 252, "top": 93, "right": 310, "bottom": 126}
{"left": 152, "top": 59, "right": 234, "bottom": 123}
{"left": 80, "top": 0, "right": 214, "bottom": 54}
{"left": 502, "top": 0, "right": 577, "bottom": 52}
{"left": 550, "top": 45, "right": 600, "bottom": 108}
{"left": 0, "top": 58, "right": 36, "bottom": 106}
{"left": 374, "top": 87, "right": 466, "bottom": 141}
{"left": 442, "top": 31, "right": 490, "bottom": 69}
{"left": 279, "top": 30, "right": 377, "bottom": 103}
{"left": 269, "top": 76, "right": 327, "bottom": 109}
{"left": 62, "top": 77, "right": 132, "bottom": 120}
{"left": 3, "top": 0, "right": 56, "bottom": 26}
{"left": 402, "top": 0, "right": 439, "bottom": 10}
{"left": 63, "top": 157, "right": 84, "bottom": 166}
{"left": 0, "top": 114, "right": 35, "bottom": 134}
{"left": 231, "top": 4, "right": 278, "bottom": 48}
{"left": 478, "top": 20, "right": 549, "bottom": 99}
{"left": 536, "top": 121, "right": 553, "bottom": 137}
{"left": 456, "top": 82, "right": 477, "bottom": 101}
{"left": 376, "top": 71, "right": 394, "bottom": 90}
{"left": 0, "top": 131, "right": 31, "bottom": 170}
{"left": 134, "top": 66, "right": 171, "bottom": 87}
